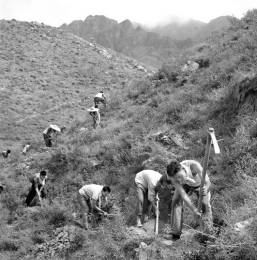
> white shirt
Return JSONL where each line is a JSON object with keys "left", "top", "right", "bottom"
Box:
{"left": 95, "top": 93, "right": 104, "bottom": 98}
{"left": 180, "top": 160, "right": 204, "bottom": 187}
{"left": 135, "top": 170, "right": 162, "bottom": 201}
{"left": 79, "top": 184, "right": 103, "bottom": 201}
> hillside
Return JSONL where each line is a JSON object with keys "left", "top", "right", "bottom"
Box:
{"left": 60, "top": 15, "right": 180, "bottom": 67}
{"left": 1, "top": 9, "right": 257, "bottom": 260}
{"left": 0, "top": 18, "right": 149, "bottom": 149}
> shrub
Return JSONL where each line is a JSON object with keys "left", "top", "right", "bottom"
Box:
{"left": 47, "top": 206, "right": 71, "bottom": 228}
{"left": 0, "top": 240, "right": 19, "bottom": 251}
{"left": 31, "top": 230, "right": 46, "bottom": 244}
{"left": 68, "top": 231, "right": 85, "bottom": 253}
{"left": 45, "top": 150, "right": 69, "bottom": 178}
{"left": 127, "top": 80, "right": 151, "bottom": 99}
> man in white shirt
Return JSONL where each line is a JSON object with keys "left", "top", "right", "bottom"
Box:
{"left": 78, "top": 184, "right": 111, "bottom": 229}
{"left": 94, "top": 91, "right": 106, "bottom": 108}
{"left": 163, "top": 159, "right": 212, "bottom": 239}
{"left": 135, "top": 170, "right": 162, "bottom": 227}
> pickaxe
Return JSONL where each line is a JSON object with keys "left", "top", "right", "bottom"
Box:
{"left": 198, "top": 128, "right": 220, "bottom": 213}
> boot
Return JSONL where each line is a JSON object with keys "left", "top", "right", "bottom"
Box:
{"left": 137, "top": 216, "right": 143, "bottom": 227}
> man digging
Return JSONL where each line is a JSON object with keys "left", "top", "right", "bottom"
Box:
{"left": 157, "top": 159, "right": 213, "bottom": 240}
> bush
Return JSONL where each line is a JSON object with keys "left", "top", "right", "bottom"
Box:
{"left": 45, "top": 150, "right": 69, "bottom": 178}
{"left": 31, "top": 230, "right": 46, "bottom": 244}
{"left": 47, "top": 207, "right": 71, "bottom": 228}
{"left": 127, "top": 80, "right": 151, "bottom": 99}
{"left": 69, "top": 231, "right": 85, "bottom": 253}
{"left": 0, "top": 240, "right": 19, "bottom": 251}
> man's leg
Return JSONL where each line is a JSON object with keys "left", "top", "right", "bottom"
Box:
{"left": 25, "top": 185, "right": 36, "bottom": 206}
{"left": 136, "top": 184, "right": 145, "bottom": 227}
{"left": 93, "top": 116, "right": 97, "bottom": 129}
{"left": 201, "top": 191, "right": 213, "bottom": 233}
{"left": 78, "top": 193, "right": 89, "bottom": 229}
{"left": 170, "top": 189, "right": 184, "bottom": 238}
{"left": 44, "top": 135, "right": 52, "bottom": 147}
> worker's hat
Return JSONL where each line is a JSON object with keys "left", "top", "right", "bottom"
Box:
{"left": 49, "top": 124, "right": 61, "bottom": 132}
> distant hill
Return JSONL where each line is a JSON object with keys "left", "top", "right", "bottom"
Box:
{"left": 196, "top": 16, "right": 232, "bottom": 39}
{"left": 152, "top": 19, "right": 206, "bottom": 40}
{"left": 150, "top": 16, "right": 232, "bottom": 40}
{"left": 60, "top": 15, "right": 181, "bottom": 67}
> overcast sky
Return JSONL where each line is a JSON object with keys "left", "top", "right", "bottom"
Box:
{"left": 0, "top": 0, "right": 257, "bottom": 27}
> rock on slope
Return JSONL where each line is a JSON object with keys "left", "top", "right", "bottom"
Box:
{"left": 0, "top": 19, "right": 148, "bottom": 149}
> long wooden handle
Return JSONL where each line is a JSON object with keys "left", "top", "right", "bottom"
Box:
{"left": 155, "top": 194, "right": 159, "bottom": 235}
{"left": 198, "top": 134, "right": 211, "bottom": 212}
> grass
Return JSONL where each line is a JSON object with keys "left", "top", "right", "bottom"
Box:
{"left": 2, "top": 10, "right": 257, "bottom": 259}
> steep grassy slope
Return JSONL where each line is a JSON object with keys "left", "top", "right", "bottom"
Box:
{"left": 0, "top": 19, "right": 151, "bottom": 259}
{"left": 1, "top": 9, "right": 257, "bottom": 260}
{"left": 0, "top": 19, "right": 148, "bottom": 148}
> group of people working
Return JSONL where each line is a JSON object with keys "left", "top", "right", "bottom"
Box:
{"left": 87, "top": 91, "right": 106, "bottom": 129}
{"left": 2, "top": 89, "right": 212, "bottom": 240}
{"left": 135, "top": 159, "right": 212, "bottom": 239}
{"left": 28, "top": 158, "right": 212, "bottom": 239}
{"left": 41, "top": 91, "right": 106, "bottom": 148}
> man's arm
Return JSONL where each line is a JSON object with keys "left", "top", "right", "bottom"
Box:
{"left": 34, "top": 181, "right": 42, "bottom": 203}
{"left": 91, "top": 199, "right": 107, "bottom": 215}
{"left": 174, "top": 183, "right": 200, "bottom": 216}
{"left": 97, "top": 111, "right": 100, "bottom": 123}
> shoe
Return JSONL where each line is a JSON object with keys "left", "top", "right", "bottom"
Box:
{"left": 171, "top": 234, "right": 181, "bottom": 240}
{"left": 137, "top": 217, "right": 143, "bottom": 227}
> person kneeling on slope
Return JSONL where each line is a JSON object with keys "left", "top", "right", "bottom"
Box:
{"left": 88, "top": 107, "right": 101, "bottom": 129}
{"left": 2, "top": 149, "right": 11, "bottom": 158}
{"left": 94, "top": 91, "right": 106, "bottom": 108}
{"left": 26, "top": 170, "right": 48, "bottom": 207}
{"left": 157, "top": 160, "right": 212, "bottom": 240}
{"left": 43, "top": 124, "right": 61, "bottom": 147}
{"left": 78, "top": 184, "right": 111, "bottom": 229}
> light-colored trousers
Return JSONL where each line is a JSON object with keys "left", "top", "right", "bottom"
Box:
{"left": 171, "top": 187, "right": 213, "bottom": 235}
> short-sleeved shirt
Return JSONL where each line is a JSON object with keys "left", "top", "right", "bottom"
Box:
{"left": 180, "top": 160, "right": 204, "bottom": 188}
{"left": 79, "top": 184, "right": 103, "bottom": 201}
{"left": 95, "top": 93, "right": 104, "bottom": 99}
{"left": 135, "top": 170, "right": 162, "bottom": 201}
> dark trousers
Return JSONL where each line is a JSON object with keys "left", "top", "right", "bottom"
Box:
{"left": 43, "top": 133, "right": 52, "bottom": 147}
{"left": 26, "top": 183, "right": 46, "bottom": 207}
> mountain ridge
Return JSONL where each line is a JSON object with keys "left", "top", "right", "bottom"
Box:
{"left": 60, "top": 15, "right": 181, "bottom": 67}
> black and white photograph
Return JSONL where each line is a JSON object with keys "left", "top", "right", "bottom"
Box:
{"left": 1, "top": 0, "right": 257, "bottom": 259}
